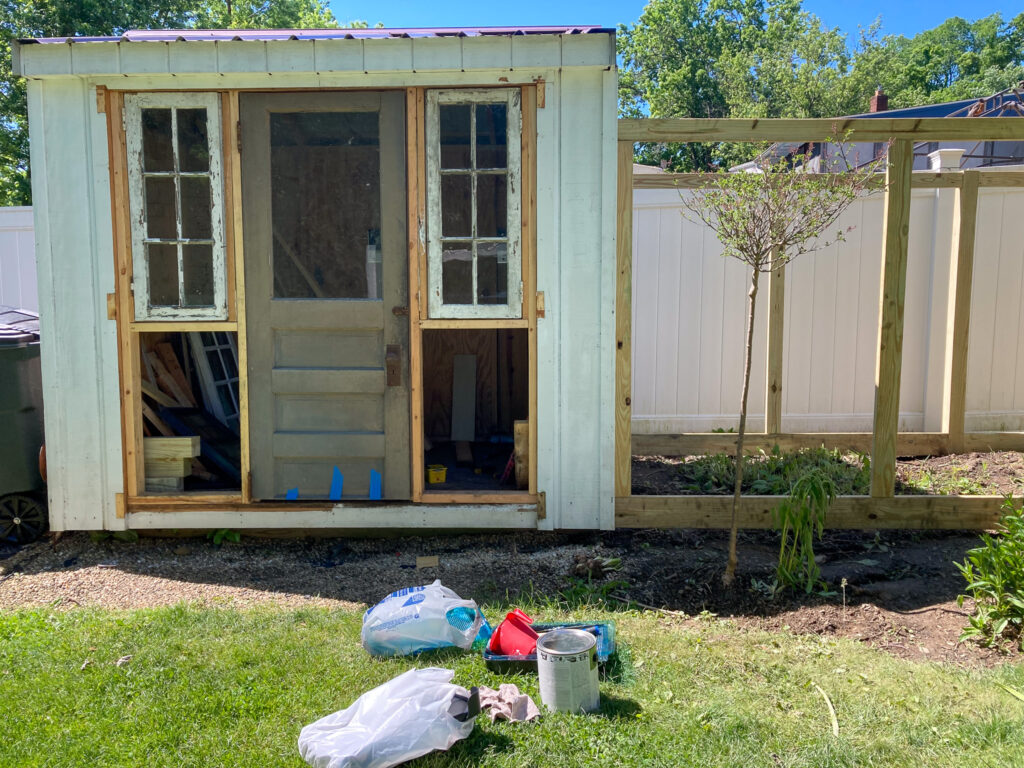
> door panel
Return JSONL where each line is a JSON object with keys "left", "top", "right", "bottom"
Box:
{"left": 241, "top": 91, "right": 409, "bottom": 500}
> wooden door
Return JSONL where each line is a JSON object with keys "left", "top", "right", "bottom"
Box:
{"left": 240, "top": 91, "right": 409, "bottom": 500}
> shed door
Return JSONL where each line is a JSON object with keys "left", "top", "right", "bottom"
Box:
{"left": 240, "top": 91, "right": 409, "bottom": 500}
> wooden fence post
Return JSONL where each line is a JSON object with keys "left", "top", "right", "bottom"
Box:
{"left": 615, "top": 142, "right": 634, "bottom": 498}
{"left": 870, "top": 139, "right": 914, "bottom": 498}
{"left": 944, "top": 169, "right": 980, "bottom": 454}
{"left": 765, "top": 251, "right": 785, "bottom": 435}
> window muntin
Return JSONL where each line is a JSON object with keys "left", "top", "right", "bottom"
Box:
{"left": 426, "top": 89, "right": 522, "bottom": 319}
{"left": 125, "top": 93, "right": 227, "bottom": 321}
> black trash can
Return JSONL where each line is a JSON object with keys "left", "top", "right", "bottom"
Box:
{"left": 0, "top": 306, "right": 47, "bottom": 543}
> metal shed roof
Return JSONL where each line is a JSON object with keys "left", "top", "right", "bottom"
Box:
{"left": 19, "top": 25, "right": 613, "bottom": 45}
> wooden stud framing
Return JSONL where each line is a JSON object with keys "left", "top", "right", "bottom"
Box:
{"left": 522, "top": 84, "right": 539, "bottom": 495}
{"left": 944, "top": 169, "right": 980, "bottom": 454}
{"left": 129, "top": 321, "right": 237, "bottom": 333}
{"left": 615, "top": 494, "right": 1014, "bottom": 530}
{"left": 423, "top": 491, "right": 537, "bottom": 504}
{"left": 764, "top": 252, "right": 785, "bottom": 435}
{"left": 870, "top": 139, "right": 914, "bottom": 498}
{"left": 615, "top": 141, "right": 634, "bottom": 498}
{"left": 619, "top": 117, "right": 1024, "bottom": 143}
{"left": 107, "top": 89, "right": 145, "bottom": 498}
{"left": 419, "top": 318, "right": 529, "bottom": 330}
{"left": 408, "top": 87, "right": 426, "bottom": 501}
{"left": 226, "top": 90, "right": 251, "bottom": 502}
{"left": 633, "top": 169, "right": 1024, "bottom": 190}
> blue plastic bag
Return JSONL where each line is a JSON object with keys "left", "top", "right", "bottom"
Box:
{"left": 361, "top": 580, "right": 485, "bottom": 657}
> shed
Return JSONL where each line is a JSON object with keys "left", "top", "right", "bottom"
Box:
{"left": 14, "top": 26, "right": 619, "bottom": 533}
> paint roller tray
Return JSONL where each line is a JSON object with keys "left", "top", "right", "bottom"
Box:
{"left": 482, "top": 622, "right": 616, "bottom": 674}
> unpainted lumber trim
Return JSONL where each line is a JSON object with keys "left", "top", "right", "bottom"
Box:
{"left": 631, "top": 432, "right": 949, "bottom": 457}
{"left": 615, "top": 141, "right": 634, "bottom": 498}
{"left": 961, "top": 432, "right": 1024, "bottom": 453}
{"left": 765, "top": 254, "right": 785, "bottom": 435}
{"left": 618, "top": 117, "right": 1024, "bottom": 143}
{"left": 614, "top": 494, "right": 1014, "bottom": 530}
{"left": 522, "top": 83, "right": 539, "bottom": 495}
{"left": 870, "top": 139, "right": 914, "bottom": 498}
{"left": 944, "top": 170, "right": 980, "bottom": 454}
{"left": 407, "top": 87, "right": 425, "bottom": 502}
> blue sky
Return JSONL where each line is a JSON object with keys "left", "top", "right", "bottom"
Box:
{"left": 329, "top": 1, "right": 1021, "bottom": 39}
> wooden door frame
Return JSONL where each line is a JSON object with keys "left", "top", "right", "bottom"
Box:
{"left": 406, "top": 85, "right": 539, "bottom": 504}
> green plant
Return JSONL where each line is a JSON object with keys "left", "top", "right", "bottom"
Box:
{"left": 559, "top": 576, "right": 630, "bottom": 609}
{"left": 957, "top": 498, "right": 1024, "bottom": 648}
{"left": 207, "top": 528, "right": 241, "bottom": 547}
{"left": 774, "top": 471, "right": 836, "bottom": 594}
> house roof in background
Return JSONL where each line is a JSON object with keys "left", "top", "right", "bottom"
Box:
{"left": 18, "top": 26, "right": 614, "bottom": 45}
{"left": 848, "top": 93, "right": 1024, "bottom": 119}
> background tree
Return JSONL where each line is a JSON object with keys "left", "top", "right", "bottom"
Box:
{"left": 0, "top": 0, "right": 362, "bottom": 205}
{"left": 680, "top": 144, "right": 882, "bottom": 585}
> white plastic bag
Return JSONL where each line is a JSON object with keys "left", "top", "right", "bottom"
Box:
{"left": 298, "top": 667, "right": 475, "bottom": 768}
{"left": 361, "top": 580, "right": 483, "bottom": 657}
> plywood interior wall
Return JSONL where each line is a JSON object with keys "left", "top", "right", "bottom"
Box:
{"left": 422, "top": 328, "right": 528, "bottom": 440}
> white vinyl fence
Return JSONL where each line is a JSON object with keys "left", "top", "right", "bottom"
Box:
{"left": 631, "top": 168, "right": 1024, "bottom": 435}
{"left": 0, "top": 207, "right": 37, "bottom": 311}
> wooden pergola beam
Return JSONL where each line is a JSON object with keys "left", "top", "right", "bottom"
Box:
{"left": 632, "top": 170, "right": 1024, "bottom": 190}
{"left": 619, "top": 117, "right": 1024, "bottom": 143}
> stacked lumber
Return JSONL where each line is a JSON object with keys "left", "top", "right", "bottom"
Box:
{"left": 144, "top": 436, "right": 201, "bottom": 492}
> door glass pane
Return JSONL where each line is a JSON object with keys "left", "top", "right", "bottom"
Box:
{"left": 180, "top": 176, "right": 212, "bottom": 239}
{"left": 182, "top": 244, "right": 214, "bottom": 306}
{"left": 439, "top": 104, "right": 471, "bottom": 169}
{"left": 441, "top": 175, "right": 472, "bottom": 237}
{"left": 141, "top": 109, "right": 174, "bottom": 172}
{"left": 476, "top": 174, "right": 507, "bottom": 237}
{"left": 270, "top": 111, "right": 380, "bottom": 299}
{"left": 476, "top": 103, "right": 507, "bottom": 169}
{"left": 177, "top": 108, "right": 210, "bottom": 172}
{"left": 148, "top": 243, "right": 179, "bottom": 306}
{"left": 477, "top": 242, "right": 508, "bottom": 305}
{"left": 442, "top": 242, "right": 473, "bottom": 304}
{"left": 145, "top": 177, "right": 177, "bottom": 239}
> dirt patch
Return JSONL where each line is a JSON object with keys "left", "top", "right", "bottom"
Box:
{"left": 0, "top": 528, "right": 1016, "bottom": 667}
{"left": 634, "top": 450, "right": 1024, "bottom": 496}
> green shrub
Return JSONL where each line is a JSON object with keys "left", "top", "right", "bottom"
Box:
{"left": 774, "top": 471, "right": 836, "bottom": 594}
{"left": 957, "top": 499, "right": 1024, "bottom": 648}
{"left": 677, "top": 447, "right": 869, "bottom": 495}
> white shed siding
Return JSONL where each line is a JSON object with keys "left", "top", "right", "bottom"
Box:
{"left": 20, "top": 33, "right": 618, "bottom": 531}
{"left": 0, "top": 207, "right": 36, "bottom": 310}
{"left": 27, "top": 78, "right": 124, "bottom": 531}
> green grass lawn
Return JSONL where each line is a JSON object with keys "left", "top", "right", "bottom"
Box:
{"left": 2, "top": 603, "right": 1023, "bottom": 767}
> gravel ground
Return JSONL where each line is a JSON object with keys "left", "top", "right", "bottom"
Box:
{"left": 0, "top": 531, "right": 603, "bottom": 611}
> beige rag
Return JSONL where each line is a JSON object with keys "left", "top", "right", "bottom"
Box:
{"left": 478, "top": 683, "right": 541, "bottom": 722}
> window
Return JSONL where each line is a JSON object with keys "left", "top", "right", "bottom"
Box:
{"left": 125, "top": 93, "right": 227, "bottom": 321}
{"left": 426, "top": 89, "right": 522, "bottom": 319}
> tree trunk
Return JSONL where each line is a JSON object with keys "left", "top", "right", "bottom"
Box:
{"left": 723, "top": 267, "right": 760, "bottom": 586}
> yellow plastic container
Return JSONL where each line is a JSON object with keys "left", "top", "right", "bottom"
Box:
{"left": 426, "top": 464, "right": 447, "bottom": 484}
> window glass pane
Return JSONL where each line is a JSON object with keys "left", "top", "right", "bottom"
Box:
{"left": 439, "top": 105, "right": 471, "bottom": 169}
{"left": 206, "top": 349, "right": 225, "bottom": 380}
{"left": 144, "top": 177, "right": 177, "bottom": 239}
{"left": 182, "top": 244, "right": 214, "bottom": 306}
{"left": 141, "top": 109, "right": 174, "bottom": 172}
{"left": 177, "top": 108, "right": 210, "bottom": 172}
{"left": 270, "top": 111, "right": 380, "bottom": 299}
{"left": 180, "top": 176, "right": 212, "bottom": 239}
{"left": 476, "top": 174, "right": 507, "bottom": 237}
{"left": 441, "top": 174, "right": 472, "bottom": 237}
{"left": 147, "top": 243, "right": 179, "bottom": 306}
{"left": 475, "top": 104, "right": 507, "bottom": 169}
{"left": 217, "top": 383, "right": 236, "bottom": 417}
{"left": 200, "top": 331, "right": 215, "bottom": 346}
{"left": 223, "top": 348, "right": 238, "bottom": 378}
{"left": 442, "top": 242, "right": 473, "bottom": 304}
{"left": 477, "top": 242, "right": 508, "bottom": 305}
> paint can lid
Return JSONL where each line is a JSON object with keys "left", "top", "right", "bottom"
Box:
{"left": 537, "top": 628, "right": 596, "bottom": 655}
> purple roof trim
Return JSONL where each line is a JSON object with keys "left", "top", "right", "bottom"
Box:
{"left": 21, "top": 25, "right": 613, "bottom": 45}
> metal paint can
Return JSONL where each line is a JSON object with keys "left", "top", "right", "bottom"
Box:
{"left": 536, "top": 628, "right": 600, "bottom": 713}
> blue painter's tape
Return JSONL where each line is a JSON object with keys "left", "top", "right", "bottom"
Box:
{"left": 285, "top": 488, "right": 298, "bottom": 500}
{"left": 369, "top": 469, "right": 382, "bottom": 500}
{"left": 329, "top": 466, "right": 344, "bottom": 501}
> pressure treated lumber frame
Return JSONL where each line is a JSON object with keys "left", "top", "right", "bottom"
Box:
{"left": 616, "top": 116, "right": 1024, "bottom": 529}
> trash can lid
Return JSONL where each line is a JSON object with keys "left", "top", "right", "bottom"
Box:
{"left": 0, "top": 306, "right": 40, "bottom": 347}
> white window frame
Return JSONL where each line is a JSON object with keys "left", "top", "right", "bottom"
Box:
{"left": 125, "top": 92, "right": 228, "bottom": 321}
{"left": 426, "top": 88, "right": 522, "bottom": 319}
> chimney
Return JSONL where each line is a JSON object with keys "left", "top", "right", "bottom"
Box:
{"left": 870, "top": 87, "right": 888, "bottom": 113}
